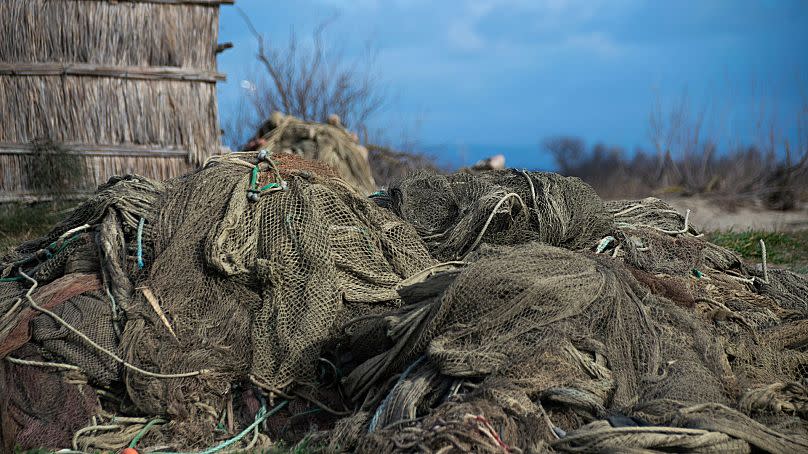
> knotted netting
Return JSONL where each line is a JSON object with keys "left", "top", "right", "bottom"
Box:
{"left": 1, "top": 141, "right": 807, "bottom": 453}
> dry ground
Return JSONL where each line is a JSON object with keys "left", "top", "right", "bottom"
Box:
{"left": 665, "top": 196, "right": 808, "bottom": 232}
{"left": 663, "top": 195, "right": 808, "bottom": 274}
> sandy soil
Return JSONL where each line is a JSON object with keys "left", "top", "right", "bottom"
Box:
{"left": 660, "top": 196, "right": 808, "bottom": 232}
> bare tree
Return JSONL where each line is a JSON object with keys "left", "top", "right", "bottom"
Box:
{"left": 220, "top": 92, "right": 254, "bottom": 151}
{"left": 231, "top": 10, "right": 385, "bottom": 148}
{"left": 648, "top": 89, "right": 690, "bottom": 187}
{"left": 542, "top": 86, "right": 808, "bottom": 206}
{"left": 543, "top": 136, "right": 585, "bottom": 175}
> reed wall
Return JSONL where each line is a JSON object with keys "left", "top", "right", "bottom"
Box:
{"left": 0, "top": 0, "right": 232, "bottom": 200}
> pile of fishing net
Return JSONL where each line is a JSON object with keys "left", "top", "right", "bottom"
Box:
{"left": 243, "top": 112, "right": 377, "bottom": 195}
{"left": 2, "top": 147, "right": 808, "bottom": 453}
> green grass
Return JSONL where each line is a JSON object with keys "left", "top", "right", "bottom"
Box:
{"left": 0, "top": 201, "right": 76, "bottom": 252}
{"left": 707, "top": 230, "right": 808, "bottom": 274}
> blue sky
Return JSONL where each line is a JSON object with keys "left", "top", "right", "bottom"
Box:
{"left": 217, "top": 0, "right": 808, "bottom": 169}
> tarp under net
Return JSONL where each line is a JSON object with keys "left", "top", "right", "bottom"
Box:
{"left": 1, "top": 147, "right": 807, "bottom": 453}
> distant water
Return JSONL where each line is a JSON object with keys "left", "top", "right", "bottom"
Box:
{"left": 422, "top": 143, "right": 557, "bottom": 171}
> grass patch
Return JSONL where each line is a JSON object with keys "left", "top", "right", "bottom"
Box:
{"left": 707, "top": 230, "right": 808, "bottom": 274}
{"left": 0, "top": 201, "right": 76, "bottom": 252}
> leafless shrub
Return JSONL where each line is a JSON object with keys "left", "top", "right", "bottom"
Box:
{"left": 544, "top": 140, "right": 807, "bottom": 207}
{"left": 222, "top": 13, "right": 441, "bottom": 184}
{"left": 25, "top": 138, "right": 87, "bottom": 199}
{"left": 231, "top": 11, "right": 384, "bottom": 149}
{"left": 545, "top": 89, "right": 808, "bottom": 208}
{"left": 543, "top": 137, "right": 651, "bottom": 199}
{"left": 220, "top": 93, "right": 254, "bottom": 152}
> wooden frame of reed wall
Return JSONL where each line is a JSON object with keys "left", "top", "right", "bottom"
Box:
{"left": 0, "top": 0, "right": 233, "bottom": 201}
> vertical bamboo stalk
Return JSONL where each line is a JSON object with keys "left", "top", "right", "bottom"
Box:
{"left": 0, "top": 0, "right": 224, "bottom": 199}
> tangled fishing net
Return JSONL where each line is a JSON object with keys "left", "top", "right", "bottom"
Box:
{"left": 244, "top": 112, "right": 377, "bottom": 195}
{"left": 2, "top": 129, "right": 808, "bottom": 453}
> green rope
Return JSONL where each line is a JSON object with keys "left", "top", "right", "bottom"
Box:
{"left": 247, "top": 166, "right": 262, "bottom": 202}
{"left": 129, "top": 417, "right": 165, "bottom": 448}
{"left": 250, "top": 165, "right": 259, "bottom": 190}
{"left": 248, "top": 161, "right": 285, "bottom": 201}
{"left": 0, "top": 277, "right": 22, "bottom": 283}
{"left": 49, "top": 234, "right": 80, "bottom": 254}
{"left": 154, "top": 400, "right": 288, "bottom": 454}
{"left": 5, "top": 233, "right": 82, "bottom": 276}
{"left": 596, "top": 236, "right": 615, "bottom": 254}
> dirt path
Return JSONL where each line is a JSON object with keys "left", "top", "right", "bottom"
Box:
{"left": 662, "top": 196, "right": 808, "bottom": 232}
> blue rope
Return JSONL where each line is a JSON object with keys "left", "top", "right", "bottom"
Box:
{"left": 136, "top": 217, "right": 145, "bottom": 270}
{"left": 596, "top": 236, "right": 615, "bottom": 254}
{"left": 368, "top": 355, "right": 426, "bottom": 433}
{"left": 155, "top": 400, "right": 288, "bottom": 454}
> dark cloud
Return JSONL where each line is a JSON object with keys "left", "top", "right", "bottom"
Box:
{"left": 218, "top": 0, "right": 808, "bottom": 167}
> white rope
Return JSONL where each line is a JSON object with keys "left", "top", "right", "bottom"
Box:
{"left": 612, "top": 204, "right": 645, "bottom": 217}
{"left": 613, "top": 203, "right": 680, "bottom": 218}
{"left": 5, "top": 356, "right": 82, "bottom": 371}
{"left": 727, "top": 274, "right": 756, "bottom": 285}
{"left": 17, "top": 271, "right": 209, "bottom": 379}
{"left": 460, "top": 192, "right": 527, "bottom": 260}
{"left": 0, "top": 296, "right": 24, "bottom": 325}
{"left": 72, "top": 424, "right": 120, "bottom": 451}
{"left": 615, "top": 208, "right": 694, "bottom": 236}
{"left": 520, "top": 170, "right": 539, "bottom": 223}
{"left": 759, "top": 239, "right": 769, "bottom": 284}
{"left": 57, "top": 224, "right": 92, "bottom": 244}
{"left": 655, "top": 209, "right": 691, "bottom": 235}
